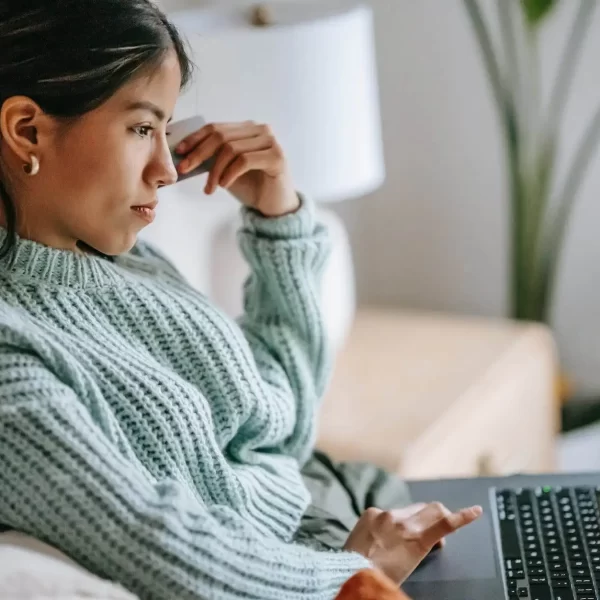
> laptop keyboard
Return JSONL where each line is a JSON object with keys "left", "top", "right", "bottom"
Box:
{"left": 496, "top": 486, "right": 600, "bottom": 600}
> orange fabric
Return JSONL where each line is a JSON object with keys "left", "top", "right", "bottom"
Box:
{"left": 335, "top": 569, "right": 412, "bottom": 600}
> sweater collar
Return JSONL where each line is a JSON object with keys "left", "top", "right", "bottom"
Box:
{"left": 0, "top": 226, "right": 145, "bottom": 289}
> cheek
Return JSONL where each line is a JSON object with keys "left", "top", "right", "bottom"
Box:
{"left": 77, "top": 145, "right": 141, "bottom": 198}
{"left": 55, "top": 138, "right": 115, "bottom": 189}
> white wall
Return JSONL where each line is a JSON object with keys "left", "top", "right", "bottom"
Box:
{"left": 336, "top": 0, "right": 600, "bottom": 394}
{"left": 156, "top": 0, "right": 600, "bottom": 394}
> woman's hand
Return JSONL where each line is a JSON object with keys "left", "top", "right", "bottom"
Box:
{"left": 174, "top": 121, "right": 300, "bottom": 218}
{"left": 344, "top": 502, "right": 483, "bottom": 585}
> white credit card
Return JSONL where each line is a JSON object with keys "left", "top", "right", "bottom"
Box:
{"left": 167, "top": 115, "right": 214, "bottom": 182}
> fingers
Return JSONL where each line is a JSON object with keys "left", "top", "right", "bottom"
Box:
{"left": 406, "top": 503, "right": 482, "bottom": 550}
{"left": 219, "top": 149, "right": 279, "bottom": 193}
{"left": 386, "top": 503, "right": 427, "bottom": 521}
{"left": 176, "top": 123, "right": 265, "bottom": 175}
{"left": 205, "top": 136, "right": 275, "bottom": 194}
{"left": 432, "top": 537, "right": 446, "bottom": 550}
{"left": 175, "top": 121, "right": 256, "bottom": 154}
{"left": 379, "top": 502, "right": 483, "bottom": 553}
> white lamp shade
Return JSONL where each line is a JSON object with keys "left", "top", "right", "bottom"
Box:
{"left": 169, "top": 0, "right": 385, "bottom": 203}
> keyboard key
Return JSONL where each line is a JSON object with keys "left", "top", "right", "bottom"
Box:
{"left": 500, "top": 519, "right": 521, "bottom": 559}
{"left": 551, "top": 580, "right": 569, "bottom": 588}
{"left": 507, "top": 570, "right": 525, "bottom": 578}
{"left": 507, "top": 558, "right": 524, "bottom": 568}
{"left": 571, "top": 561, "right": 586, "bottom": 568}
{"left": 528, "top": 559, "right": 544, "bottom": 568}
{"left": 570, "top": 552, "right": 585, "bottom": 560}
{"left": 518, "top": 588, "right": 528, "bottom": 597}
{"left": 529, "top": 585, "right": 552, "bottom": 600}
{"left": 574, "top": 578, "right": 591, "bottom": 584}
{"left": 525, "top": 535, "right": 537, "bottom": 542}
{"left": 572, "top": 569, "right": 591, "bottom": 577}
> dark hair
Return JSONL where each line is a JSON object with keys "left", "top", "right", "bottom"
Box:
{"left": 0, "top": 0, "right": 195, "bottom": 261}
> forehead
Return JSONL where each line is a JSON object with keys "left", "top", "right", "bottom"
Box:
{"left": 106, "top": 51, "right": 182, "bottom": 117}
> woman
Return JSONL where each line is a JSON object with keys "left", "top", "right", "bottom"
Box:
{"left": 0, "top": 1, "right": 482, "bottom": 598}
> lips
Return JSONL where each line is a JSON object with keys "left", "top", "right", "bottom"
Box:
{"left": 131, "top": 200, "right": 158, "bottom": 224}
{"left": 132, "top": 200, "right": 158, "bottom": 210}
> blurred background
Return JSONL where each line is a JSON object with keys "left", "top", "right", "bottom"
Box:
{"left": 147, "top": 0, "right": 600, "bottom": 479}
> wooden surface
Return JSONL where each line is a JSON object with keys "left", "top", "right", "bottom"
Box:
{"left": 317, "top": 309, "right": 559, "bottom": 479}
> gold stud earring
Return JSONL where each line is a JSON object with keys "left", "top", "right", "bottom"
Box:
{"left": 23, "top": 154, "right": 39, "bottom": 176}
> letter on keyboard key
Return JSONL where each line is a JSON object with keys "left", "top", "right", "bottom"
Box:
{"left": 507, "top": 569, "right": 525, "bottom": 578}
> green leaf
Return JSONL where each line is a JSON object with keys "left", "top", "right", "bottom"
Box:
{"left": 521, "top": 0, "right": 557, "bottom": 27}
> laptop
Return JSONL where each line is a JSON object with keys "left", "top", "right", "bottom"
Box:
{"left": 403, "top": 472, "right": 600, "bottom": 600}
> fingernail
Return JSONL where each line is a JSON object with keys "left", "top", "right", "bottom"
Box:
{"left": 176, "top": 142, "right": 186, "bottom": 153}
{"left": 178, "top": 160, "right": 188, "bottom": 173}
{"left": 471, "top": 506, "right": 483, "bottom": 516}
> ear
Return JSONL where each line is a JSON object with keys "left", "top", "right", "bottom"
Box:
{"left": 0, "top": 96, "right": 55, "bottom": 165}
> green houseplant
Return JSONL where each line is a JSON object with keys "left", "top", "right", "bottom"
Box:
{"left": 464, "top": 0, "right": 600, "bottom": 323}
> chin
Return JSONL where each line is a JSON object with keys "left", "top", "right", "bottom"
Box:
{"left": 112, "top": 234, "right": 139, "bottom": 256}
{"left": 86, "top": 232, "right": 138, "bottom": 257}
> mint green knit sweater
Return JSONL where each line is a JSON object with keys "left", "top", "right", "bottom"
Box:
{"left": 0, "top": 197, "right": 370, "bottom": 599}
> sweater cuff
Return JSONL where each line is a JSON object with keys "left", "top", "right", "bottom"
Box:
{"left": 240, "top": 193, "right": 316, "bottom": 240}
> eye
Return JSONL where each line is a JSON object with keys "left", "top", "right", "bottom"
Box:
{"left": 133, "top": 125, "right": 154, "bottom": 138}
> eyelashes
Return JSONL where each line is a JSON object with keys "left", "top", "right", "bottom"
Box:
{"left": 133, "top": 125, "right": 154, "bottom": 138}
{"left": 132, "top": 126, "right": 172, "bottom": 140}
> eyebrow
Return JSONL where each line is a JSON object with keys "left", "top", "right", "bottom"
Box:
{"left": 125, "top": 101, "right": 172, "bottom": 123}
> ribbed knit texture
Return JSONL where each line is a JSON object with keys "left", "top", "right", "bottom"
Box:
{"left": 0, "top": 196, "right": 370, "bottom": 600}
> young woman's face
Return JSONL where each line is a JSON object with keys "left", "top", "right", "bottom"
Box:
{"left": 0, "top": 49, "right": 181, "bottom": 255}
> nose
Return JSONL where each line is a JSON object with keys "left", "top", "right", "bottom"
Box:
{"left": 154, "top": 138, "right": 179, "bottom": 188}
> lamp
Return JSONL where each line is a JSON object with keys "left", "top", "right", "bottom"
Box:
{"left": 163, "top": 0, "right": 385, "bottom": 351}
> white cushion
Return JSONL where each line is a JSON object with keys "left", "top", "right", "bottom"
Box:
{"left": 0, "top": 532, "right": 138, "bottom": 600}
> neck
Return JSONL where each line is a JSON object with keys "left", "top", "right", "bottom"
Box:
{"left": 0, "top": 224, "right": 122, "bottom": 289}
